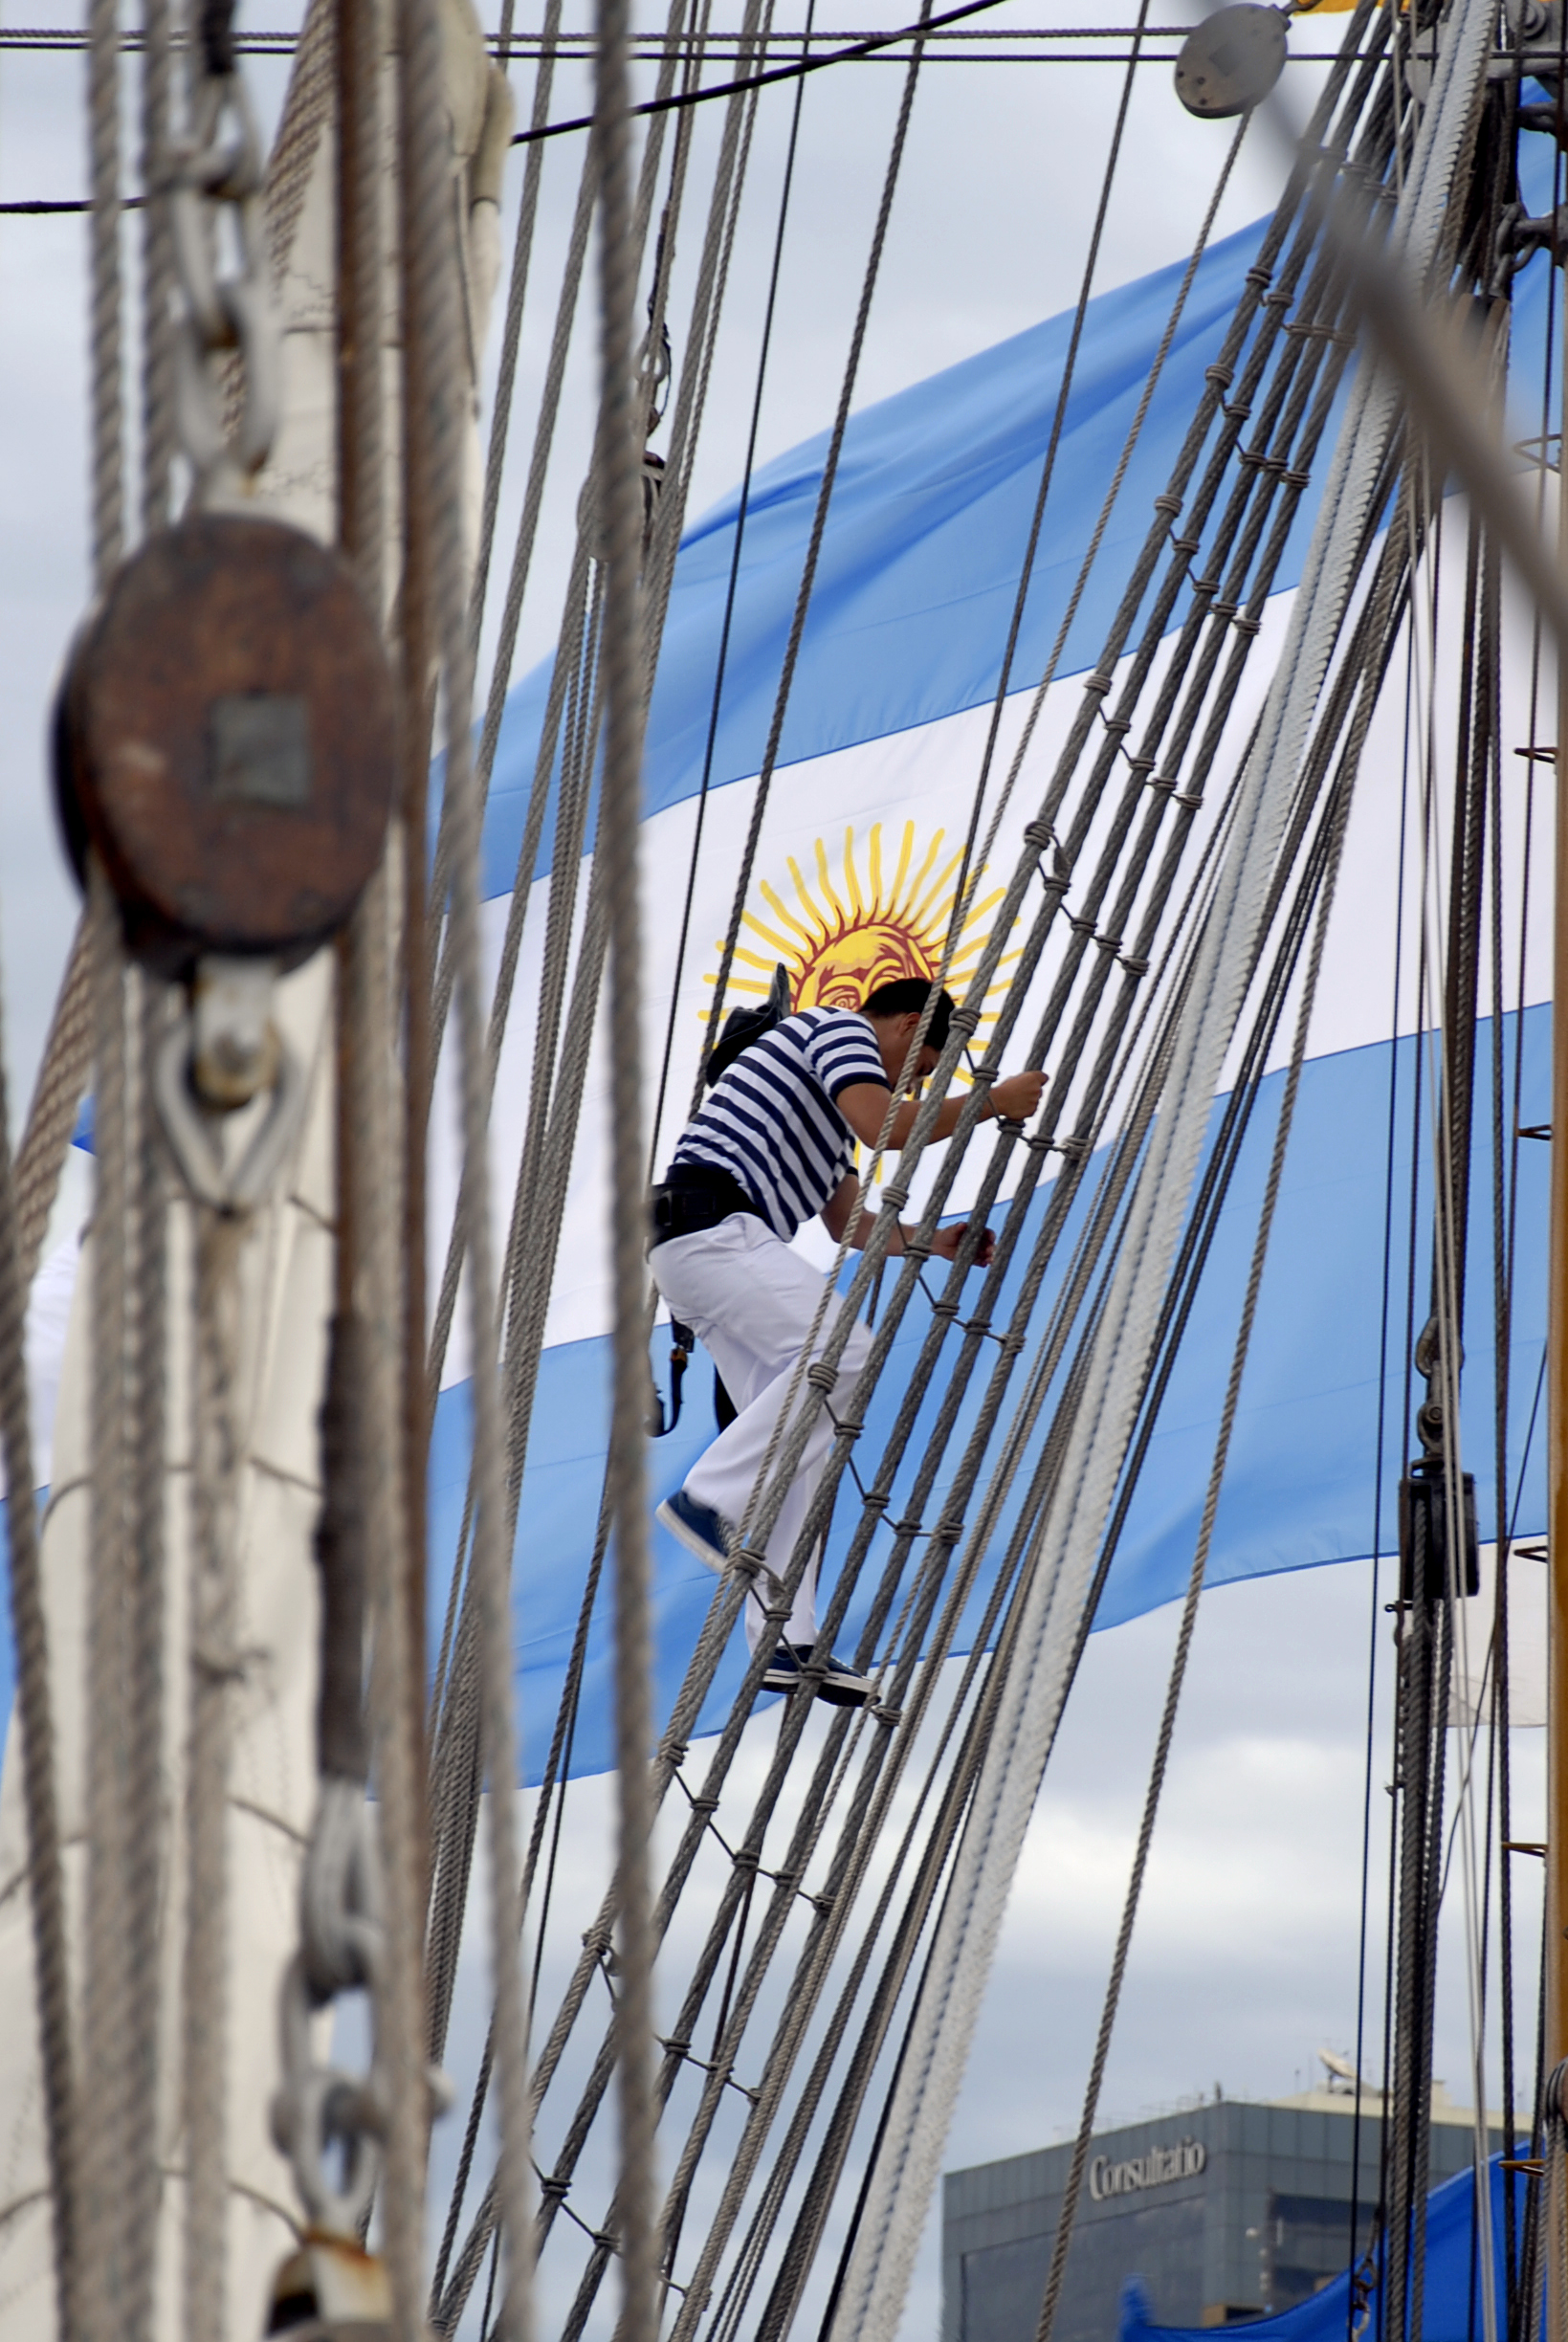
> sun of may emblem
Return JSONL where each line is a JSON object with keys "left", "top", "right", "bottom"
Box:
{"left": 705, "top": 821, "right": 1017, "bottom": 1059}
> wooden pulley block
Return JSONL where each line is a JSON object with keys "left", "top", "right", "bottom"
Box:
{"left": 55, "top": 513, "right": 395, "bottom": 975}
{"left": 263, "top": 2233, "right": 393, "bottom": 2342}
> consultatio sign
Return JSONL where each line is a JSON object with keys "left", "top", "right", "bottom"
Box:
{"left": 1089, "top": 2138, "right": 1206, "bottom": 2200}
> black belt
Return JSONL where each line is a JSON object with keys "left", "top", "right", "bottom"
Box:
{"left": 649, "top": 1161, "right": 762, "bottom": 1249}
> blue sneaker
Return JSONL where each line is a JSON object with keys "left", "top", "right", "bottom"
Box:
{"left": 656, "top": 1488, "right": 735, "bottom": 1575}
{"left": 761, "top": 1641, "right": 872, "bottom": 1708}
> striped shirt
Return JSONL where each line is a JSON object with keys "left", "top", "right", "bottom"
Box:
{"left": 672, "top": 1007, "right": 889, "bottom": 1240}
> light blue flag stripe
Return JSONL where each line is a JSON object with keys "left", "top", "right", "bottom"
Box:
{"left": 431, "top": 1008, "right": 1548, "bottom": 1786}
{"left": 478, "top": 138, "right": 1558, "bottom": 904}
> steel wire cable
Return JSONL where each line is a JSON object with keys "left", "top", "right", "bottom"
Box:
{"left": 701, "top": 594, "right": 1395, "bottom": 2342}
{"left": 431, "top": 4, "right": 1403, "bottom": 2323}
{"left": 696, "top": 677, "right": 1353, "bottom": 2342}
{"left": 432, "top": 45, "right": 1403, "bottom": 2313}
{"left": 695, "top": 0, "right": 938, "bottom": 1106}
{"left": 401, "top": 0, "right": 537, "bottom": 2317}
{"left": 467, "top": 0, "right": 568, "bottom": 655}
{"left": 753, "top": 524, "right": 1421, "bottom": 2342}
{"left": 647, "top": 0, "right": 817, "bottom": 1174}
{"left": 423, "top": 0, "right": 908, "bottom": 2079}
{"left": 831, "top": 19, "right": 1490, "bottom": 2317}
{"left": 1035, "top": 497, "right": 1396, "bottom": 2342}
{"left": 427, "top": 0, "right": 696, "bottom": 961}
{"left": 449, "top": 256, "right": 1394, "bottom": 2342}
{"left": 427, "top": 0, "right": 773, "bottom": 1426}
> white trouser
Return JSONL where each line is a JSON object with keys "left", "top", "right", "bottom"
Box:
{"left": 650, "top": 1213, "right": 872, "bottom": 1653}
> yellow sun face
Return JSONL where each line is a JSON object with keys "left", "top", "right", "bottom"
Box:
{"left": 703, "top": 819, "right": 1017, "bottom": 1056}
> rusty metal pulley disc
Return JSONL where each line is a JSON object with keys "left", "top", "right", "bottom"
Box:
{"left": 55, "top": 513, "right": 395, "bottom": 974}
{"left": 1174, "top": 4, "right": 1287, "bottom": 119}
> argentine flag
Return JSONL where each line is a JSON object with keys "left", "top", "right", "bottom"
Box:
{"left": 425, "top": 141, "right": 1559, "bottom": 1787}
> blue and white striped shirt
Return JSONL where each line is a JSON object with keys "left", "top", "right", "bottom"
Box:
{"left": 672, "top": 1007, "right": 889, "bottom": 1241}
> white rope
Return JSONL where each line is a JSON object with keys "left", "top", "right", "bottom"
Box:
{"left": 827, "top": 7, "right": 1496, "bottom": 2330}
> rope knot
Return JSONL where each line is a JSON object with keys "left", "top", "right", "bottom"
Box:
{"left": 949, "top": 1003, "right": 981, "bottom": 1038}
{"left": 806, "top": 1360, "right": 837, "bottom": 1395}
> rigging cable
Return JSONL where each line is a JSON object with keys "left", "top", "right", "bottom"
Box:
{"left": 432, "top": 55, "right": 1413, "bottom": 2323}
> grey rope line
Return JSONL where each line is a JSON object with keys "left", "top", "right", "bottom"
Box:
{"left": 519, "top": 155, "right": 1376, "bottom": 2313}
{"left": 184, "top": 1204, "right": 244, "bottom": 2342}
{"left": 458, "top": 155, "right": 1385, "bottom": 2313}
{"left": 696, "top": 0, "right": 936, "bottom": 1106}
{"left": 591, "top": 0, "right": 659, "bottom": 2321}
{"left": 638, "top": 0, "right": 770, "bottom": 685}
{"left": 425, "top": 538, "right": 596, "bottom": 1415}
{"left": 426, "top": 0, "right": 713, "bottom": 1397}
{"left": 467, "top": 0, "right": 567, "bottom": 654}
{"left": 139, "top": 0, "right": 176, "bottom": 530}
{"left": 427, "top": 0, "right": 691, "bottom": 1010}
{"left": 0, "top": 912, "right": 78, "bottom": 2341}
{"left": 646, "top": 0, "right": 817, "bottom": 1172}
{"left": 399, "top": 0, "right": 534, "bottom": 2319}
{"left": 88, "top": 0, "right": 123, "bottom": 579}
{"left": 427, "top": 144, "right": 596, "bottom": 1065}
{"left": 510, "top": 591, "right": 1287, "bottom": 2342}
{"left": 432, "top": 13, "right": 1403, "bottom": 2304}
{"left": 1032, "top": 526, "right": 1371, "bottom": 2342}
{"left": 768, "top": 742, "right": 1365, "bottom": 2342}
{"left": 424, "top": 580, "right": 607, "bottom": 2059}
{"left": 121, "top": 971, "right": 167, "bottom": 2342}
{"left": 261, "top": 0, "right": 333, "bottom": 287}
{"left": 942, "top": 0, "right": 1162, "bottom": 944}
{"left": 354, "top": 870, "right": 430, "bottom": 2342}
{"left": 80, "top": 870, "right": 133, "bottom": 2342}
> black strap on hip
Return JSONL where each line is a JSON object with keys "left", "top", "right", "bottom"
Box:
{"left": 649, "top": 1164, "right": 761, "bottom": 1436}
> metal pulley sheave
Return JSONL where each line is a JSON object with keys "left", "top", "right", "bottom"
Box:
{"left": 53, "top": 511, "right": 396, "bottom": 1205}
{"left": 1173, "top": 3, "right": 1287, "bottom": 118}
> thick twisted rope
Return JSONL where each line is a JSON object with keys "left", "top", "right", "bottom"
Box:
{"left": 592, "top": 0, "right": 658, "bottom": 2331}
{"left": 0, "top": 920, "right": 77, "bottom": 2342}
{"left": 183, "top": 1202, "right": 244, "bottom": 2342}
{"left": 80, "top": 871, "right": 133, "bottom": 2342}
{"left": 467, "top": 0, "right": 565, "bottom": 652}
{"left": 400, "top": 0, "right": 534, "bottom": 2324}
{"left": 121, "top": 970, "right": 167, "bottom": 2342}
{"left": 1033, "top": 652, "right": 1360, "bottom": 2342}
{"left": 88, "top": 0, "right": 123, "bottom": 580}
{"left": 432, "top": 13, "right": 1403, "bottom": 2323}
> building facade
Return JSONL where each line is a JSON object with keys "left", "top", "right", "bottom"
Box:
{"left": 942, "top": 2088, "right": 1498, "bottom": 2342}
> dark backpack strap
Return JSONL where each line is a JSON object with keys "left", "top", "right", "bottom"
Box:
{"left": 651, "top": 1317, "right": 696, "bottom": 1437}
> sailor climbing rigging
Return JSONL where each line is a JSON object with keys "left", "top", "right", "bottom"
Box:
{"left": 651, "top": 978, "right": 1046, "bottom": 1705}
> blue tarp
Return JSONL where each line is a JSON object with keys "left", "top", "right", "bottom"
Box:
{"left": 1117, "top": 2158, "right": 1528, "bottom": 2342}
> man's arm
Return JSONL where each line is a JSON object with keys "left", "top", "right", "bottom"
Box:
{"left": 820, "top": 1174, "right": 996, "bottom": 1267}
{"left": 835, "top": 1069, "right": 1045, "bottom": 1151}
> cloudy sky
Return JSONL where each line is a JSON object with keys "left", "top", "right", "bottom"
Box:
{"left": 0, "top": 4, "right": 1546, "bottom": 2338}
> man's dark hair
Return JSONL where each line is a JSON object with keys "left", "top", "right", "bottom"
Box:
{"left": 861, "top": 979, "right": 955, "bottom": 1053}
